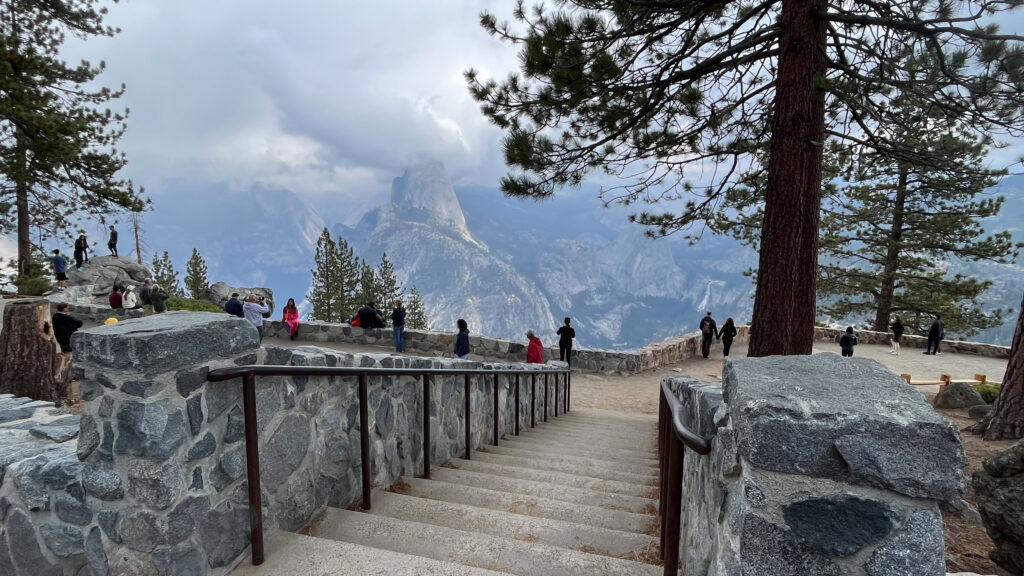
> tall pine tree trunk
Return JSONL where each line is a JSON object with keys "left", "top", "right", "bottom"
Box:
{"left": 972, "top": 291, "right": 1024, "bottom": 440}
{"left": 16, "top": 143, "right": 31, "bottom": 279}
{"left": 873, "top": 166, "right": 909, "bottom": 331}
{"left": 748, "top": 0, "right": 828, "bottom": 356}
{"left": 0, "top": 298, "right": 66, "bottom": 404}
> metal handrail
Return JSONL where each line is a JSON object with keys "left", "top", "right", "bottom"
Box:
{"left": 658, "top": 381, "right": 714, "bottom": 576}
{"left": 207, "top": 363, "right": 571, "bottom": 566}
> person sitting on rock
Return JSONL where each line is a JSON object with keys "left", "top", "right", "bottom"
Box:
{"left": 122, "top": 285, "right": 142, "bottom": 310}
{"left": 840, "top": 326, "right": 858, "bottom": 357}
{"left": 108, "top": 286, "right": 123, "bottom": 309}
{"left": 282, "top": 298, "right": 300, "bottom": 340}
{"left": 52, "top": 302, "right": 83, "bottom": 353}
{"left": 139, "top": 278, "right": 154, "bottom": 316}
{"left": 357, "top": 302, "right": 384, "bottom": 329}
{"left": 526, "top": 330, "right": 544, "bottom": 363}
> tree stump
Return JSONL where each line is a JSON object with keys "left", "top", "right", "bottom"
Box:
{"left": 0, "top": 298, "right": 66, "bottom": 404}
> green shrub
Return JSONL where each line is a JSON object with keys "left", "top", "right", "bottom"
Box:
{"left": 166, "top": 296, "right": 224, "bottom": 313}
{"left": 975, "top": 383, "right": 1001, "bottom": 404}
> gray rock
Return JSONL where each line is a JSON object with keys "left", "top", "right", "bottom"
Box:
{"left": 74, "top": 312, "right": 260, "bottom": 375}
{"left": 0, "top": 407, "right": 35, "bottom": 423}
{"left": 742, "top": 515, "right": 840, "bottom": 575}
{"left": 107, "top": 547, "right": 158, "bottom": 576}
{"left": 78, "top": 415, "right": 100, "bottom": 460}
{"left": 30, "top": 424, "right": 80, "bottom": 443}
{"left": 866, "top": 507, "right": 945, "bottom": 576}
{"left": 724, "top": 355, "right": 965, "bottom": 500}
{"left": 933, "top": 382, "right": 987, "bottom": 409}
{"left": 113, "top": 400, "right": 186, "bottom": 460}
{"left": 274, "top": 471, "right": 316, "bottom": 531}
{"left": 167, "top": 496, "right": 211, "bottom": 544}
{"left": 66, "top": 255, "right": 150, "bottom": 292}
{"left": 186, "top": 432, "right": 216, "bottom": 461}
{"left": 190, "top": 468, "right": 203, "bottom": 491}
{"left": 200, "top": 282, "right": 274, "bottom": 317}
{"left": 0, "top": 531, "right": 16, "bottom": 576}
{"left": 186, "top": 395, "right": 203, "bottom": 436}
{"left": 85, "top": 527, "right": 109, "bottom": 576}
{"left": 78, "top": 380, "right": 105, "bottom": 402}
{"left": 121, "top": 380, "right": 156, "bottom": 398}
{"left": 56, "top": 495, "right": 94, "bottom": 525}
{"left": 783, "top": 495, "right": 892, "bottom": 557}
{"left": 220, "top": 443, "right": 247, "bottom": 480}
{"left": 198, "top": 500, "right": 250, "bottom": 568}
{"left": 99, "top": 422, "right": 114, "bottom": 462}
{"left": 7, "top": 510, "right": 62, "bottom": 575}
{"left": 175, "top": 366, "right": 209, "bottom": 398}
{"left": 224, "top": 405, "right": 244, "bottom": 443}
{"left": 119, "top": 510, "right": 165, "bottom": 552}
{"left": 260, "top": 414, "right": 310, "bottom": 491}
{"left": 82, "top": 463, "right": 124, "bottom": 500}
{"left": 968, "top": 404, "right": 993, "bottom": 420}
{"left": 127, "top": 461, "right": 182, "bottom": 510}
{"left": 205, "top": 379, "right": 241, "bottom": 422}
{"left": 13, "top": 451, "right": 82, "bottom": 511}
{"left": 98, "top": 510, "right": 122, "bottom": 544}
{"left": 375, "top": 398, "right": 394, "bottom": 437}
{"left": 153, "top": 541, "right": 206, "bottom": 576}
{"left": 973, "top": 440, "right": 1024, "bottom": 574}
{"left": 98, "top": 396, "right": 115, "bottom": 418}
{"left": 40, "top": 523, "right": 85, "bottom": 557}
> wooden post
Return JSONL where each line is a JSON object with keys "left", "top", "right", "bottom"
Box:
{"left": 900, "top": 373, "right": 912, "bottom": 384}
{"left": 0, "top": 298, "right": 66, "bottom": 404}
{"left": 940, "top": 374, "right": 952, "bottom": 391}
{"left": 974, "top": 374, "right": 986, "bottom": 385}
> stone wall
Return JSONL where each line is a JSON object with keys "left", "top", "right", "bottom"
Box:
{"left": 665, "top": 354, "right": 965, "bottom": 575}
{"left": 815, "top": 327, "right": 1011, "bottom": 359}
{"left": 0, "top": 312, "right": 566, "bottom": 575}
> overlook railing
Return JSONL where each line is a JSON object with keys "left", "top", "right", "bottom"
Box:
{"left": 207, "top": 364, "right": 571, "bottom": 566}
{"left": 657, "top": 381, "right": 714, "bottom": 576}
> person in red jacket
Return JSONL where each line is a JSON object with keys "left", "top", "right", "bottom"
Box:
{"left": 108, "top": 286, "right": 124, "bottom": 309}
{"left": 526, "top": 330, "right": 544, "bottom": 363}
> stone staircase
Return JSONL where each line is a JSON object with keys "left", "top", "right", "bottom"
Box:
{"left": 231, "top": 408, "right": 663, "bottom": 576}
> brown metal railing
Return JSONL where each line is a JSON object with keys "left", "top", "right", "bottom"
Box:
{"left": 657, "top": 381, "right": 713, "bottom": 576}
{"left": 207, "top": 364, "right": 571, "bottom": 566}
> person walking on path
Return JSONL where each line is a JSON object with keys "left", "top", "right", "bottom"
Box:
{"left": 926, "top": 314, "right": 945, "bottom": 355}
{"left": 890, "top": 315, "right": 904, "bottom": 355}
{"left": 454, "top": 319, "right": 470, "bottom": 359}
{"left": 108, "top": 286, "right": 123, "bottom": 309}
{"left": 719, "top": 318, "right": 738, "bottom": 357}
{"left": 840, "top": 326, "right": 858, "bottom": 357}
{"left": 52, "top": 302, "right": 83, "bottom": 353}
{"left": 73, "top": 234, "right": 89, "bottom": 271}
{"left": 391, "top": 300, "right": 406, "bottom": 352}
{"left": 243, "top": 294, "right": 270, "bottom": 340}
{"left": 556, "top": 317, "right": 575, "bottom": 367}
{"left": 282, "top": 298, "right": 301, "bottom": 340}
{"left": 225, "top": 292, "right": 244, "bottom": 317}
{"left": 151, "top": 286, "right": 169, "bottom": 313}
{"left": 107, "top": 225, "right": 118, "bottom": 258}
{"left": 51, "top": 249, "right": 68, "bottom": 291}
{"left": 526, "top": 330, "right": 545, "bottom": 363}
{"left": 699, "top": 311, "right": 719, "bottom": 359}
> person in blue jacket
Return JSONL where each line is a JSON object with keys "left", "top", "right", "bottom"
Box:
{"left": 51, "top": 249, "right": 68, "bottom": 291}
{"left": 454, "top": 319, "right": 470, "bottom": 359}
{"left": 224, "top": 293, "right": 244, "bottom": 317}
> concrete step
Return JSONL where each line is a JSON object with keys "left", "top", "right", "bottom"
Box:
{"left": 563, "top": 408, "right": 657, "bottom": 422}
{"left": 527, "top": 420, "right": 657, "bottom": 440}
{"left": 516, "top": 426, "right": 656, "bottom": 451}
{"left": 479, "top": 444, "right": 660, "bottom": 476}
{"left": 427, "top": 467, "right": 657, "bottom": 515}
{"left": 446, "top": 459, "right": 656, "bottom": 499}
{"left": 554, "top": 414, "right": 657, "bottom": 429}
{"left": 229, "top": 530, "right": 506, "bottom": 576}
{"left": 364, "top": 490, "right": 657, "bottom": 558}
{"left": 470, "top": 451, "right": 659, "bottom": 487}
{"left": 400, "top": 477, "right": 655, "bottom": 534}
{"left": 309, "top": 508, "right": 662, "bottom": 576}
{"left": 497, "top": 435, "right": 659, "bottom": 466}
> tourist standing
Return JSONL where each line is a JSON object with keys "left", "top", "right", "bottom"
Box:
{"left": 699, "top": 311, "right": 718, "bottom": 359}
{"left": 455, "top": 319, "right": 470, "bottom": 359}
{"left": 108, "top": 286, "right": 123, "bottom": 309}
{"left": 139, "top": 278, "right": 154, "bottom": 316}
{"left": 556, "top": 317, "right": 575, "bottom": 367}
{"left": 243, "top": 294, "right": 270, "bottom": 340}
{"left": 719, "top": 318, "right": 738, "bottom": 357}
{"left": 926, "top": 314, "right": 945, "bottom": 355}
{"left": 225, "top": 292, "right": 244, "bottom": 317}
{"left": 526, "top": 330, "right": 544, "bottom": 363}
{"left": 74, "top": 234, "right": 89, "bottom": 271}
{"left": 151, "top": 286, "right": 169, "bottom": 313}
{"left": 107, "top": 225, "right": 118, "bottom": 257}
{"left": 52, "top": 302, "right": 83, "bottom": 353}
{"left": 840, "top": 327, "right": 858, "bottom": 357}
{"left": 282, "top": 298, "right": 301, "bottom": 340}
{"left": 890, "top": 315, "right": 904, "bottom": 355}
{"left": 51, "top": 249, "right": 68, "bottom": 291}
{"left": 391, "top": 300, "right": 406, "bottom": 352}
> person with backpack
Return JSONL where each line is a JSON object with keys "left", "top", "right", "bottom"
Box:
{"left": 699, "top": 311, "right": 718, "bottom": 359}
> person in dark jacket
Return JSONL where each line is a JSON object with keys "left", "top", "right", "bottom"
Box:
{"left": 107, "top": 225, "right": 118, "bottom": 257}
{"left": 358, "top": 302, "right": 385, "bottom": 329}
{"left": 699, "top": 311, "right": 718, "bottom": 359}
{"left": 890, "top": 315, "right": 904, "bottom": 355}
{"left": 526, "top": 330, "right": 544, "bottom": 363}
{"left": 719, "top": 318, "right": 738, "bottom": 357}
{"left": 556, "top": 317, "right": 575, "bottom": 367}
{"left": 151, "top": 286, "right": 170, "bottom": 314}
{"left": 225, "top": 293, "right": 244, "bottom": 317}
{"left": 454, "top": 319, "right": 470, "bottom": 359}
{"left": 74, "top": 234, "right": 89, "bottom": 270}
{"left": 926, "top": 314, "right": 945, "bottom": 355}
{"left": 391, "top": 300, "right": 406, "bottom": 352}
{"left": 52, "top": 303, "right": 83, "bottom": 353}
{"left": 839, "top": 327, "right": 858, "bottom": 357}
{"left": 139, "top": 278, "right": 154, "bottom": 316}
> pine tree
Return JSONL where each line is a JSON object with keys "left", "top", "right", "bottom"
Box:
{"left": 356, "top": 260, "right": 380, "bottom": 310}
{"left": 335, "top": 234, "right": 361, "bottom": 321}
{"left": 468, "top": 0, "right": 1024, "bottom": 356}
{"left": 972, "top": 291, "right": 1024, "bottom": 441}
{"left": 376, "top": 253, "right": 403, "bottom": 312}
{"left": 1, "top": 0, "right": 149, "bottom": 279}
{"left": 406, "top": 286, "right": 430, "bottom": 330}
{"left": 151, "top": 252, "right": 181, "bottom": 297}
{"left": 183, "top": 248, "right": 210, "bottom": 299}
{"left": 307, "top": 228, "right": 342, "bottom": 322}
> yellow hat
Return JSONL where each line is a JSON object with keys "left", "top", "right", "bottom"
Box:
{"left": 104, "top": 317, "right": 119, "bottom": 325}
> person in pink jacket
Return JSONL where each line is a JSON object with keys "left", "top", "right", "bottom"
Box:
{"left": 526, "top": 330, "right": 544, "bottom": 363}
{"left": 282, "top": 298, "right": 300, "bottom": 340}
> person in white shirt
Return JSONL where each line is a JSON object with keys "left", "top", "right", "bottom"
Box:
{"left": 243, "top": 294, "right": 270, "bottom": 340}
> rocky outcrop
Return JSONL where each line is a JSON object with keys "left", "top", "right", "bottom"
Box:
{"left": 65, "top": 256, "right": 150, "bottom": 297}
{"left": 200, "top": 282, "right": 275, "bottom": 317}
{"left": 973, "top": 440, "right": 1024, "bottom": 574}
{"left": 933, "top": 382, "right": 987, "bottom": 409}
